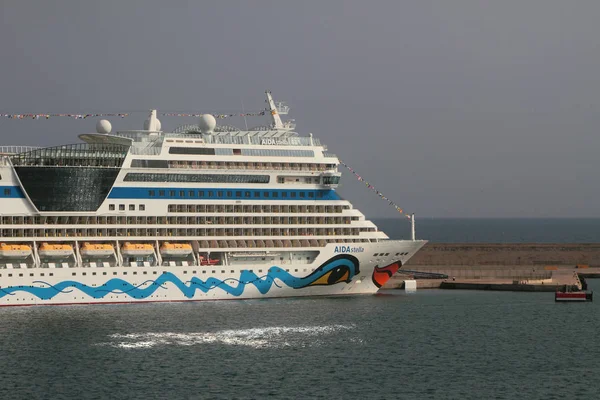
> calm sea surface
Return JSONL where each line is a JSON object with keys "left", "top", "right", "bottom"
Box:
{"left": 1, "top": 219, "right": 600, "bottom": 399}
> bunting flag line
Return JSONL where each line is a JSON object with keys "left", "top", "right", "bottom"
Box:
{"left": 1, "top": 110, "right": 268, "bottom": 120}
{"left": 338, "top": 159, "right": 412, "bottom": 220}
{"left": 161, "top": 111, "right": 266, "bottom": 118}
{"left": 1, "top": 113, "right": 129, "bottom": 120}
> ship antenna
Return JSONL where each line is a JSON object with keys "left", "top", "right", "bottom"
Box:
{"left": 265, "top": 90, "right": 284, "bottom": 130}
{"left": 241, "top": 98, "right": 248, "bottom": 131}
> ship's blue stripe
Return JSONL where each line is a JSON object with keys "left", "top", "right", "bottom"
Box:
{"left": 0, "top": 186, "right": 25, "bottom": 198}
{"left": 0, "top": 256, "right": 360, "bottom": 300}
{"left": 108, "top": 187, "right": 340, "bottom": 201}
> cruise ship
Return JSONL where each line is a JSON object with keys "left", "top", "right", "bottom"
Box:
{"left": 0, "top": 92, "right": 426, "bottom": 306}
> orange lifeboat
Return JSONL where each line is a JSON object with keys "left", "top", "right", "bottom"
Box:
{"left": 39, "top": 243, "right": 74, "bottom": 258}
{"left": 160, "top": 242, "right": 193, "bottom": 257}
{"left": 0, "top": 243, "right": 32, "bottom": 259}
{"left": 121, "top": 242, "right": 154, "bottom": 256}
{"left": 81, "top": 242, "right": 114, "bottom": 258}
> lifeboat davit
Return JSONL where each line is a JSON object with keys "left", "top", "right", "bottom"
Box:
{"left": 0, "top": 243, "right": 33, "bottom": 259}
{"left": 160, "top": 242, "right": 193, "bottom": 257}
{"left": 121, "top": 242, "right": 154, "bottom": 256}
{"left": 81, "top": 242, "right": 114, "bottom": 258}
{"left": 39, "top": 243, "right": 74, "bottom": 258}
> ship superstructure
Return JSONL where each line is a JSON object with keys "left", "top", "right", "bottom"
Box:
{"left": 0, "top": 92, "right": 426, "bottom": 305}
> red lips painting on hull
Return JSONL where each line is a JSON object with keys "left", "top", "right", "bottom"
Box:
{"left": 372, "top": 262, "right": 401, "bottom": 288}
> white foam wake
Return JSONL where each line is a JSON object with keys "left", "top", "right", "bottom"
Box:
{"left": 98, "top": 324, "right": 357, "bottom": 349}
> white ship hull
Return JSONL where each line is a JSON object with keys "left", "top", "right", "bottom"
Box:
{"left": 0, "top": 240, "right": 425, "bottom": 306}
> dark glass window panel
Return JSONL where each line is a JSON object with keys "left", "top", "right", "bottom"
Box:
{"left": 123, "top": 173, "right": 269, "bottom": 184}
{"left": 130, "top": 159, "right": 169, "bottom": 168}
{"left": 15, "top": 166, "right": 121, "bottom": 212}
{"left": 168, "top": 147, "right": 216, "bottom": 155}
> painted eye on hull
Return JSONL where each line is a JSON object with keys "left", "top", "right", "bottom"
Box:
{"left": 295, "top": 254, "right": 360, "bottom": 289}
{"left": 308, "top": 266, "right": 351, "bottom": 286}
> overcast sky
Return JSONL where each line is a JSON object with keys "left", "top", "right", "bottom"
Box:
{"left": 1, "top": 1, "right": 600, "bottom": 218}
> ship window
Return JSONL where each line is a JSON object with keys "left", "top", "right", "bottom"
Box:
{"left": 217, "top": 191, "right": 223, "bottom": 198}
{"left": 273, "top": 192, "right": 278, "bottom": 198}
{"left": 82, "top": 272, "right": 87, "bottom": 276}
{"left": 308, "top": 192, "right": 314, "bottom": 198}
{"left": 4, "top": 188, "right": 10, "bottom": 196}
{"left": 179, "top": 190, "right": 185, "bottom": 197}
{"left": 123, "top": 272, "right": 127, "bottom": 275}
{"left": 208, "top": 191, "right": 214, "bottom": 197}
{"left": 233, "top": 149, "right": 241, "bottom": 155}
{"left": 227, "top": 191, "right": 232, "bottom": 197}
{"left": 139, "top": 204, "right": 145, "bottom": 211}
{"left": 199, "top": 191, "right": 204, "bottom": 197}
{"left": 188, "top": 191, "right": 195, "bottom": 197}
{"left": 236, "top": 191, "right": 241, "bottom": 197}
{"left": 72, "top": 273, "right": 76, "bottom": 276}
{"left": 143, "top": 271, "right": 147, "bottom": 275}
{"left": 159, "top": 190, "right": 165, "bottom": 197}
{"left": 169, "top": 147, "right": 216, "bottom": 155}
{"left": 291, "top": 192, "right": 297, "bottom": 198}
{"left": 212, "top": 270, "right": 216, "bottom": 273}
{"left": 169, "top": 190, "right": 175, "bottom": 197}
{"left": 8, "top": 274, "right": 12, "bottom": 277}
{"left": 119, "top": 204, "right": 125, "bottom": 211}
{"left": 124, "top": 173, "right": 270, "bottom": 184}
{"left": 131, "top": 159, "right": 169, "bottom": 168}
{"left": 129, "top": 204, "right": 135, "bottom": 211}
{"left": 103, "top": 272, "right": 107, "bottom": 275}
{"left": 109, "top": 204, "right": 115, "bottom": 211}
{"left": 264, "top": 192, "right": 269, "bottom": 198}
{"left": 300, "top": 192, "right": 305, "bottom": 198}
{"left": 113, "top": 272, "right": 117, "bottom": 275}
{"left": 93, "top": 272, "right": 97, "bottom": 276}
{"left": 245, "top": 191, "right": 250, "bottom": 198}
{"left": 282, "top": 192, "right": 287, "bottom": 198}
{"left": 254, "top": 191, "right": 260, "bottom": 198}
{"left": 19, "top": 273, "right": 23, "bottom": 277}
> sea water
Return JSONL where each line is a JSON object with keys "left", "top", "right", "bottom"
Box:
{"left": 1, "top": 219, "right": 599, "bottom": 399}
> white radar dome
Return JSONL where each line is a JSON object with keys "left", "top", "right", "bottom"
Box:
{"left": 96, "top": 119, "right": 112, "bottom": 134}
{"left": 198, "top": 114, "right": 216, "bottom": 134}
{"left": 143, "top": 117, "right": 161, "bottom": 131}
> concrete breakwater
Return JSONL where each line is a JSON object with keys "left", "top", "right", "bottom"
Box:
{"left": 383, "top": 243, "right": 600, "bottom": 291}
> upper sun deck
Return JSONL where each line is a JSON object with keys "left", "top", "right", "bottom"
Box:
{"left": 2, "top": 91, "right": 332, "bottom": 160}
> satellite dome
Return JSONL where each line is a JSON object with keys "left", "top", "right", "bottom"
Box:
{"left": 96, "top": 119, "right": 112, "bottom": 134}
{"left": 143, "top": 117, "right": 161, "bottom": 131}
{"left": 198, "top": 114, "right": 217, "bottom": 134}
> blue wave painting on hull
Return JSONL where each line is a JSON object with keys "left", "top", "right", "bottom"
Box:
{"left": 0, "top": 254, "right": 360, "bottom": 300}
